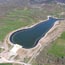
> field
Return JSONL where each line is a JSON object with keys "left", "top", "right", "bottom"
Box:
{"left": 0, "top": 63, "right": 21, "bottom": 65}
{"left": 48, "top": 34, "right": 65, "bottom": 57}
{"left": 0, "top": 63, "right": 12, "bottom": 65}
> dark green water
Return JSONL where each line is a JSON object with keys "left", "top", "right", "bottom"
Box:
{"left": 10, "top": 17, "right": 59, "bottom": 49}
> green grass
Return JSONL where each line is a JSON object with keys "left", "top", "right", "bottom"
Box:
{"left": 0, "top": 63, "right": 21, "bottom": 65}
{"left": 60, "top": 32, "right": 65, "bottom": 39}
{"left": 0, "top": 63, "right": 12, "bottom": 65}
{"left": 48, "top": 32, "right": 65, "bottom": 57}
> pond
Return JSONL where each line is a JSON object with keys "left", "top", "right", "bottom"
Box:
{"left": 10, "top": 16, "right": 59, "bottom": 49}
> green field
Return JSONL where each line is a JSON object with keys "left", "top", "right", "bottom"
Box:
{"left": 48, "top": 32, "right": 65, "bottom": 57}
{"left": 0, "top": 63, "right": 12, "bottom": 65}
{"left": 0, "top": 63, "right": 21, "bottom": 65}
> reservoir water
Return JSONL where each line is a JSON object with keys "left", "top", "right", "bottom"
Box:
{"left": 10, "top": 17, "right": 59, "bottom": 49}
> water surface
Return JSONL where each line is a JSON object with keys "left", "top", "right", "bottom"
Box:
{"left": 10, "top": 17, "right": 59, "bottom": 49}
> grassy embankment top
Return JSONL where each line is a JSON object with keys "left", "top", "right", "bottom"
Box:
{"left": 48, "top": 32, "right": 65, "bottom": 57}
{"left": 0, "top": 63, "right": 21, "bottom": 65}
{"left": 0, "top": 63, "right": 12, "bottom": 65}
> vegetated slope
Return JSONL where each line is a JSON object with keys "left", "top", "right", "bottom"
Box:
{"left": 0, "top": 0, "right": 29, "bottom": 16}
{"left": 0, "top": 63, "right": 12, "bottom": 65}
{"left": 30, "top": 0, "right": 65, "bottom": 4}
{"left": 30, "top": 0, "right": 55, "bottom": 4}
{"left": 0, "top": 0, "right": 65, "bottom": 8}
{"left": 0, "top": 0, "right": 29, "bottom": 5}
{"left": 0, "top": 0, "right": 65, "bottom": 16}
{"left": 0, "top": 63, "right": 21, "bottom": 65}
{"left": 0, "top": 0, "right": 60, "bottom": 5}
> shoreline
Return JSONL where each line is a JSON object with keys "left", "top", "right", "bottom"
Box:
{"left": 4, "top": 15, "right": 60, "bottom": 50}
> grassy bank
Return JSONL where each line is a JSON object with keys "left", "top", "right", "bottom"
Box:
{"left": 0, "top": 63, "right": 21, "bottom": 65}
{"left": 0, "top": 63, "right": 12, "bottom": 65}
{"left": 48, "top": 32, "right": 65, "bottom": 57}
{"left": 48, "top": 38, "right": 65, "bottom": 57}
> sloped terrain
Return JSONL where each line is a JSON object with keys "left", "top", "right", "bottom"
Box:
{"left": 0, "top": 0, "right": 65, "bottom": 16}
